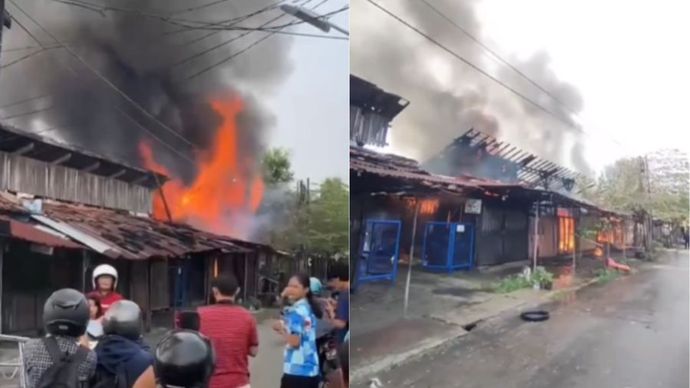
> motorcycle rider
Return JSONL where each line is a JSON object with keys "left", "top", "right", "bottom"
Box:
{"left": 92, "top": 300, "right": 155, "bottom": 388}
{"left": 89, "top": 264, "right": 124, "bottom": 314}
{"left": 154, "top": 330, "right": 216, "bottom": 388}
{"left": 22, "top": 288, "right": 97, "bottom": 387}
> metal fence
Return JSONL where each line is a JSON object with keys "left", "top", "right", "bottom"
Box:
{"left": 0, "top": 334, "right": 28, "bottom": 388}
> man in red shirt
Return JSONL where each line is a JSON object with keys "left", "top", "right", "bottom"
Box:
{"left": 198, "top": 274, "right": 259, "bottom": 388}
{"left": 90, "top": 264, "right": 124, "bottom": 314}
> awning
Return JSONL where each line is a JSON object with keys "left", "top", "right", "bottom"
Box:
{"left": 0, "top": 215, "right": 84, "bottom": 249}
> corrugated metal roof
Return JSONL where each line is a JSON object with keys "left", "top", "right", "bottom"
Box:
{"left": 0, "top": 214, "right": 84, "bottom": 249}
{"left": 350, "top": 146, "right": 627, "bottom": 217}
{"left": 0, "top": 194, "right": 253, "bottom": 259}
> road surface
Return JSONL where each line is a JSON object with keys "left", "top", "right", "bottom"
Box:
{"left": 356, "top": 250, "right": 689, "bottom": 388}
{"left": 251, "top": 317, "right": 286, "bottom": 388}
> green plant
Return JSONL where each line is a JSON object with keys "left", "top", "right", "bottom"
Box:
{"left": 494, "top": 275, "right": 531, "bottom": 293}
{"left": 595, "top": 268, "right": 620, "bottom": 284}
{"left": 531, "top": 266, "right": 555, "bottom": 289}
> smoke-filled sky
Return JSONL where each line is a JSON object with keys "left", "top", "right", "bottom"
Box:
{"left": 0, "top": 0, "right": 348, "bottom": 183}
{"left": 352, "top": 0, "right": 690, "bottom": 175}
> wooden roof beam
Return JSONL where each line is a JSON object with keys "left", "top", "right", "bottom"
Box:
{"left": 13, "top": 142, "right": 34, "bottom": 155}
{"left": 109, "top": 169, "right": 127, "bottom": 179}
{"left": 83, "top": 161, "right": 101, "bottom": 173}
{"left": 51, "top": 153, "right": 72, "bottom": 165}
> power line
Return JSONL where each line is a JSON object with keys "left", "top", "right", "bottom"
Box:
{"left": 0, "top": 93, "right": 52, "bottom": 110}
{"left": 8, "top": 0, "right": 198, "bottom": 150}
{"left": 365, "top": 0, "right": 580, "bottom": 133}
{"left": 0, "top": 48, "right": 47, "bottom": 69}
{"left": 184, "top": 0, "right": 335, "bottom": 81}
{"left": 114, "top": 105, "right": 196, "bottom": 164}
{"left": 420, "top": 0, "right": 579, "bottom": 119}
{"left": 170, "top": 0, "right": 311, "bottom": 69}
{"left": 167, "top": 0, "right": 285, "bottom": 39}
{"left": 0, "top": 105, "right": 55, "bottom": 120}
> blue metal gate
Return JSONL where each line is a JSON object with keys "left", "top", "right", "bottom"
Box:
{"left": 357, "top": 220, "right": 402, "bottom": 284}
{"left": 422, "top": 222, "right": 475, "bottom": 272}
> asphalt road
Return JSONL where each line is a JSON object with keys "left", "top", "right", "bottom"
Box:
{"left": 357, "top": 250, "right": 689, "bottom": 388}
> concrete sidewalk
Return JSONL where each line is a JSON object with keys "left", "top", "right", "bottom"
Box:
{"left": 350, "top": 256, "right": 618, "bottom": 385}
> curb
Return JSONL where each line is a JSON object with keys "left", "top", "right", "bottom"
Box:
{"left": 350, "top": 328, "right": 469, "bottom": 385}
{"left": 350, "top": 274, "right": 611, "bottom": 384}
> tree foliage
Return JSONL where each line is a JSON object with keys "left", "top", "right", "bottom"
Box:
{"left": 262, "top": 178, "right": 349, "bottom": 257}
{"left": 584, "top": 156, "right": 689, "bottom": 222}
{"left": 262, "top": 148, "right": 294, "bottom": 185}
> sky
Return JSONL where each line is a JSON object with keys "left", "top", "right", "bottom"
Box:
{"left": 0, "top": 0, "right": 349, "bottom": 185}
{"left": 266, "top": 2, "right": 349, "bottom": 183}
{"left": 352, "top": 0, "right": 690, "bottom": 176}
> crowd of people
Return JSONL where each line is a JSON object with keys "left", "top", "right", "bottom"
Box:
{"left": 19, "top": 261, "right": 350, "bottom": 388}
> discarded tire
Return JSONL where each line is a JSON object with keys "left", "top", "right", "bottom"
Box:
{"left": 520, "top": 310, "right": 550, "bottom": 322}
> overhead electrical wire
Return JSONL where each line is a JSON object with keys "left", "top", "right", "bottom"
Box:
{"left": 0, "top": 48, "right": 47, "bottom": 69}
{"left": 183, "top": 0, "right": 337, "bottom": 80}
{"left": 420, "top": 0, "right": 579, "bottom": 119}
{"left": 0, "top": 93, "right": 53, "bottom": 110}
{"left": 170, "top": 0, "right": 315, "bottom": 69}
{"left": 365, "top": 0, "right": 581, "bottom": 134}
{"left": 8, "top": 0, "right": 200, "bottom": 151}
{"left": 50, "top": 0, "right": 344, "bottom": 40}
{"left": 419, "top": 0, "right": 624, "bottom": 148}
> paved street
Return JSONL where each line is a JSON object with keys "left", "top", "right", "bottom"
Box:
{"left": 356, "top": 250, "right": 689, "bottom": 388}
{"left": 251, "top": 316, "right": 285, "bottom": 388}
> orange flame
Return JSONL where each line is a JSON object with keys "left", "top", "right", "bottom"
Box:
{"left": 139, "top": 98, "right": 264, "bottom": 237}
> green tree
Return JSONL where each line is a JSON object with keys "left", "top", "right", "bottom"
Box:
{"left": 587, "top": 156, "right": 689, "bottom": 221}
{"left": 262, "top": 148, "right": 294, "bottom": 185}
{"left": 302, "top": 178, "right": 349, "bottom": 255}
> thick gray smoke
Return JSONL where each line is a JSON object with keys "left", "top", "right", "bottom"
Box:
{"left": 351, "top": 0, "right": 592, "bottom": 175}
{"left": 0, "top": 0, "right": 297, "bottom": 182}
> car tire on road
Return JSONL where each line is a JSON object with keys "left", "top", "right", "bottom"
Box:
{"left": 520, "top": 310, "right": 550, "bottom": 322}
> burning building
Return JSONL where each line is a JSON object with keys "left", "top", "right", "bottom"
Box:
{"left": 350, "top": 74, "right": 409, "bottom": 147}
{"left": 0, "top": 123, "right": 284, "bottom": 335}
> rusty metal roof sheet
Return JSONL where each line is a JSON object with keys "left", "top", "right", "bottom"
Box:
{"left": 0, "top": 214, "right": 84, "bottom": 249}
{"left": 0, "top": 195, "right": 250, "bottom": 259}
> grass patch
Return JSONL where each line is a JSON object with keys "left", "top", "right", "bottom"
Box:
{"left": 493, "top": 275, "right": 531, "bottom": 293}
{"left": 493, "top": 266, "right": 555, "bottom": 294}
{"left": 595, "top": 268, "right": 620, "bottom": 284}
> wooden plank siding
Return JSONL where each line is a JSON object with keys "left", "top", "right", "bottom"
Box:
{"left": 0, "top": 151, "right": 153, "bottom": 213}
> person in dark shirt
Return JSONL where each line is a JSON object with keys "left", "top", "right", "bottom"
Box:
{"left": 326, "top": 262, "right": 350, "bottom": 344}
{"left": 93, "top": 300, "right": 155, "bottom": 388}
{"left": 23, "top": 289, "right": 97, "bottom": 387}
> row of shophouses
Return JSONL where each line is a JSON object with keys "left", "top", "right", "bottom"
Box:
{"left": 350, "top": 74, "right": 661, "bottom": 287}
{"left": 0, "top": 123, "right": 330, "bottom": 335}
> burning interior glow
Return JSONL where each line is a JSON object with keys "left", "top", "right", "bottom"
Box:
{"left": 139, "top": 98, "right": 265, "bottom": 237}
{"left": 419, "top": 199, "right": 439, "bottom": 215}
{"left": 558, "top": 216, "right": 575, "bottom": 254}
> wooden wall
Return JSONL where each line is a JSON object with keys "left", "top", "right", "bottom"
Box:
{"left": 0, "top": 151, "right": 153, "bottom": 213}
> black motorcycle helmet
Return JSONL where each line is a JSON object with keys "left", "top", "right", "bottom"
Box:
{"left": 43, "top": 288, "right": 90, "bottom": 337}
{"left": 102, "top": 300, "right": 142, "bottom": 340}
{"left": 154, "top": 330, "right": 216, "bottom": 388}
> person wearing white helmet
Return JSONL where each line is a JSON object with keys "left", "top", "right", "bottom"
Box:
{"left": 89, "top": 264, "right": 124, "bottom": 314}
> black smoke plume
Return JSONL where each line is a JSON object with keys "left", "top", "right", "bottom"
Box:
{"left": 351, "top": 0, "right": 592, "bottom": 175}
{"left": 0, "top": 0, "right": 295, "bottom": 182}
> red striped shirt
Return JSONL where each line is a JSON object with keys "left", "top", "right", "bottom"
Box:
{"left": 198, "top": 303, "right": 258, "bottom": 388}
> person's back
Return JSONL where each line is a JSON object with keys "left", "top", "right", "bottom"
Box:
{"left": 199, "top": 275, "right": 258, "bottom": 388}
{"left": 92, "top": 300, "right": 155, "bottom": 388}
{"left": 23, "top": 288, "right": 97, "bottom": 388}
{"left": 94, "top": 334, "right": 153, "bottom": 388}
{"left": 23, "top": 335, "right": 97, "bottom": 387}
